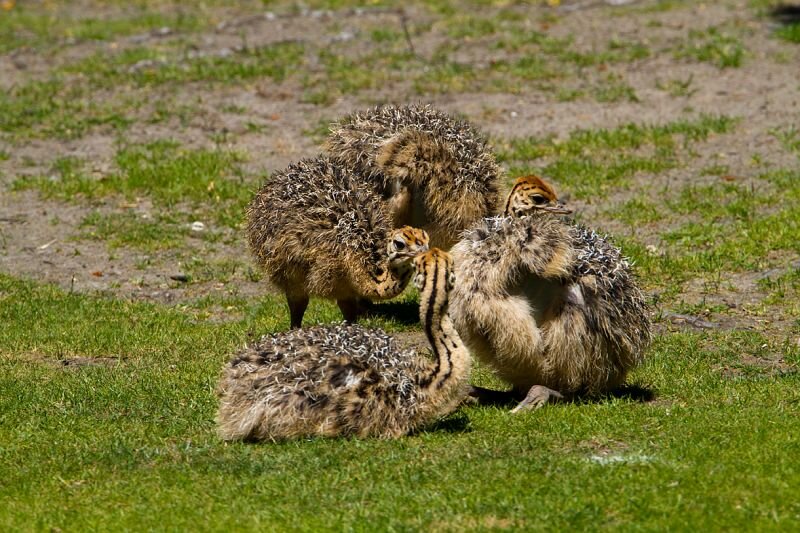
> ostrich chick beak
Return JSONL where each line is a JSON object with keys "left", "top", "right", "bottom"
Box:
{"left": 542, "top": 202, "right": 573, "bottom": 215}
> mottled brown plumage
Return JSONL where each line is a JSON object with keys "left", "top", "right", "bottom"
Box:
{"left": 216, "top": 248, "right": 470, "bottom": 441}
{"left": 450, "top": 178, "right": 651, "bottom": 410}
{"left": 247, "top": 156, "right": 429, "bottom": 328}
{"left": 325, "top": 104, "right": 502, "bottom": 248}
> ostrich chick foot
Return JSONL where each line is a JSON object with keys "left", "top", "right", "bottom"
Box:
{"left": 511, "top": 385, "right": 564, "bottom": 413}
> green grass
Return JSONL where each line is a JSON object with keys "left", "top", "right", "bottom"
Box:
{"left": 1, "top": 274, "right": 798, "bottom": 529}
{"left": 760, "top": 268, "right": 800, "bottom": 320}
{"left": 593, "top": 74, "right": 640, "bottom": 103}
{"left": 0, "top": 5, "right": 206, "bottom": 53}
{"left": 3, "top": 1, "right": 800, "bottom": 528}
{"left": 776, "top": 23, "right": 800, "bottom": 44}
{"left": 656, "top": 74, "right": 697, "bottom": 98}
{"left": 0, "top": 40, "right": 302, "bottom": 138}
{"left": 77, "top": 211, "right": 219, "bottom": 252}
{"left": 605, "top": 168, "right": 800, "bottom": 315}
{"left": 677, "top": 26, "right": 746, "bottom": 68}
{"left": 497, "top": 114, "right": 737, "bottom": 197}
{"left": 11, "top": 141, "right": 253, "bottom": 229}
{"left": 0, "top": 79, "right": 137, "bottom": 139}
{"left": 65, "top": 41, "right": 305, "bottom": 87}
{"left": 771, "top": 125, "right": 800, "bottom": 156}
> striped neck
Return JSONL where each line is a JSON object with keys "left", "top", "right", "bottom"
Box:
{"left": 417, "top": 263, "right": 468, "bottom": 392}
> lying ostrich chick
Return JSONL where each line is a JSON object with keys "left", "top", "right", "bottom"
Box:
{"left": 217, "top": 248, "right": 471, "bottom": 441}
{"left": 450, "top": 175, "right": 651, "bottom": 411}
{"left": 247, "top": 156, "right": 429, "bottom": 328}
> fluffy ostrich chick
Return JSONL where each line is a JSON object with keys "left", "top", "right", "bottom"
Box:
{"left": 217, "top": 248, "right": 471, "bottom": 441}
{"left": 325, "top": 104, "right": 502, "bottom": 248}
{"left": 247, "top": 156, "right": 429, "bottom": 328}
{"left": 450, "top": 175, "right": 651, "bottom": 410}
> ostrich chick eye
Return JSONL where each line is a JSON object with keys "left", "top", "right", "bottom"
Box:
{"left": 532, "top": 194, "right": 548, "bottom": 205}
{"left": 393, "top": 239, "right": 407, "bottom": 250}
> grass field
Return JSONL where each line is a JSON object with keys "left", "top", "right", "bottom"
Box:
{"left": 1, "top": 0, "right": 799, "bottom": 530}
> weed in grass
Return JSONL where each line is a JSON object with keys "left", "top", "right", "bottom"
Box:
{"left": 593, "top": 74, "right": 640, "bottom": 103}
{"left": 656, "top": 75, "right": 697, "bottom": 98}
{"left": 770, "top": 125, "right": 800, "bottom": 156}
{"left": 677, "top": 27, "right": 745, "bottom": 68}
{"left": 700, "top": 164, "right": 730, "bottom": 176}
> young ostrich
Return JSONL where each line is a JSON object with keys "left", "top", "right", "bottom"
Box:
{"left": 217, "top": 248, "right": 471, "bottom": 441}
{"left": 503, "top": 174, "right": 572, "bottom": 218}
{"left": 450, "top": 175, "right": 651, "bottom": 411}
{"left": 247, "top": 156, "right": 429, "bottom": 329}
{"left": 324, "top": 104, "right": 502, "bottom": 248}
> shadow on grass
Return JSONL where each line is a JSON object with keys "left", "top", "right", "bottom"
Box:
{"left": 770, "top": 4, "right": 800, "bottom": 25}
{"left": 365, "top": 300, "right": 420, "bottom": 326}
{"left": 469, "top": 383, "right": 657, "bottom": 409}
{"left": 605, "top": 383, "right": 656, "bottom": 403}
{"left": 419, "top": 412, "right": 472, "bottom": 435}
{"left": 237, "top": 412, "right": 473, "bottom": 444}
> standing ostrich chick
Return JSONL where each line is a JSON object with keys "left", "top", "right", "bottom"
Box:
{"left": 247, "top": 156, "right": 429, "bottom": 328}
{"left": 217, "top": 248, "right": 471, "bottom": 441}
{"left": 325, "top": 104, "right": 502, "bottom": 248}
{"left": 450, "top": 175, "right": 651, "bottom": 410}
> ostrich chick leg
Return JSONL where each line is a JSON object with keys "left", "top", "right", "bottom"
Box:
{"left": 287, "top": 292, "right": 309, "bottom": 329}
{"left": 510, "top": 385, "right": 565, "bottom": 413}
{"left": 337, "top": 298, "right": 361, "bottom": 322}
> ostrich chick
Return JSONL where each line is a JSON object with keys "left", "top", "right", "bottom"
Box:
{"left": 503, "top": 174, "right": 572, "bottom": 218}
{"left": 217, "top": 248, "right": 471, "bottom": 441}
{"left": 247, "top": 156, "right": 429, "bottom": 329}
{"left": 325, "top": 104, "right": 502, "bottom": 248}
{"left": 450, "top": 176, "right": 651, "bottom": 411}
